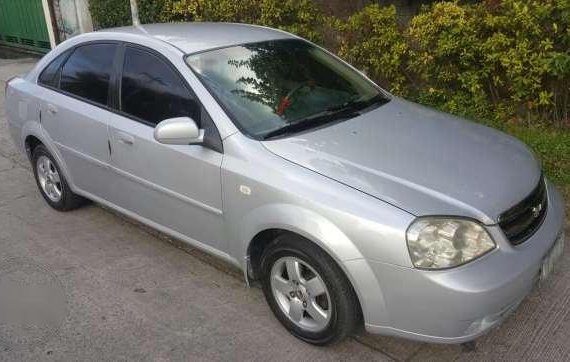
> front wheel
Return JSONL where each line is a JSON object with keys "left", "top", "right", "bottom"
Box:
{"left": 260, "top": 233, "right": 361, "bottom": 345}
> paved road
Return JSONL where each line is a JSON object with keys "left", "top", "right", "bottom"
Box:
{"left": 0, "top": 51, "right": 569, "bottom": 361}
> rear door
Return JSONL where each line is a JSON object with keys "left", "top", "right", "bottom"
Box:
{"left": 106, "top": 44, "right": 225, "bottom": 250}
{"left": 38, "top": 43, "right": 119, "bottom": 199}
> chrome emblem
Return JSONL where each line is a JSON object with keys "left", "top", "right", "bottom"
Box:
{"left": 531, "top": 203, "right": 543, "bottom": 218}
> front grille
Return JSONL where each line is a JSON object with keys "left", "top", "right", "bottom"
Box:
{"left": 499, "top": 177, "right": 548, "bottom": 245}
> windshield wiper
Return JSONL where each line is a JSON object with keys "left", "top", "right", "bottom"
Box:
{"left": 327, "top": 93, "right": 389, "bottom": 113}
{"left": 262, "top": 93, "right": 389, "bottom": 140}
{"left": 262, "top": 107, "right": 359, "bottom": 140}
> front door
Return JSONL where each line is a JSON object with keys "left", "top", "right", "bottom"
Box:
{"left": 107, "top": 45, "right": 225, "bottom": 251}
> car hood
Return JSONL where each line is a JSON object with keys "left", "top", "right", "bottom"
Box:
{"left": 261, "top": 98, "right": 541, "bottom": 224}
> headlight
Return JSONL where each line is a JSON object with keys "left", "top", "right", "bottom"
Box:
{"left": 406, "top": 218, "right": 496, "bottom": 269}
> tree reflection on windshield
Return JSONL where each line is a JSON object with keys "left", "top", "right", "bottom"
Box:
{"left": 186, "top": 39, "right": 386, "bottom": 138}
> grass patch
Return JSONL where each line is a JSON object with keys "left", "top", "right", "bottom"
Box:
{"left": 490, "top": 122, "right": 569, "bottom": 221}
{"left": 504, "top": 125, "right": 570, "bottom": 186}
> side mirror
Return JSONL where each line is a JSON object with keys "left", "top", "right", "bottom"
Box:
{"left": 153, "top": 117, "right": 204, "bottom": 145}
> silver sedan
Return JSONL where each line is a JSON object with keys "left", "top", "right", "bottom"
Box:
{"left": 5, "top": 23, "right": 566, "bottom": 345}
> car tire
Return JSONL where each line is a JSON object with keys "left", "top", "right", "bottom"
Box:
{"left": 260, "top": 233, "right": 361, "bottom": 345}
{"left": 32, "top": 145, "right": 87, "bottom": 211}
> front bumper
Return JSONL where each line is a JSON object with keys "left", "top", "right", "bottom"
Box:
{"left": 360, "top": 181, "right": 566, "bottom": 343}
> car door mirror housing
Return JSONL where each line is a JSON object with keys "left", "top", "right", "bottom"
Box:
{"left": 153, "top": 117, "right": 204, "bottom": 145}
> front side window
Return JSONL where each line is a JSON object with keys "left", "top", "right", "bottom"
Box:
{"left": 120, "top": 47, "right": 199, "bottom": 125}
{"left": 186, "top": 39, "right": 389, "bottom": 139}
{"left": 60, "top": 43, "right": 117, "bottom": 105}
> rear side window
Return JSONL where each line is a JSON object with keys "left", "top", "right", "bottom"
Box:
{"left": 38, "top": 49, "right": 71, "bottom": 87}
{"left": 60, "top": 44, "right": 117, "bottom": 105}
{"left": 120, "top": 47, "right": 200, "bottom": 125}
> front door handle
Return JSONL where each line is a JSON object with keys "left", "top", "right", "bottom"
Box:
{"left": 47, "top": 104, "right": 58, "bottom": 115}
{"left": 117, "top": 131, "right": 134, "bottom": 145}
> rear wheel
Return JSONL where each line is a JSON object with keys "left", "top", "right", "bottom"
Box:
{"left": 32, "top": 145, "right": 87, "bottom": 211}
{"left": 260, "top": 233, "right": 361, "bottom": 345}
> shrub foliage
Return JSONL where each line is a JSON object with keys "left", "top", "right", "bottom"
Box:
{"left": 89, "top": 0, "right": 569, "bottom": 126}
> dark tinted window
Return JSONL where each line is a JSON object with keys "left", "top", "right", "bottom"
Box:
{"left": 121, "top": 47, "right": 199, "bottom": 125}
{"left": 38, "top": 49, "right": 72, "bottom": 87}
{"left": 60, "top": 44, "right": 117, "bottom": 105}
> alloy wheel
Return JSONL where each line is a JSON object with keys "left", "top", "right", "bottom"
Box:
{"left": 36, "top": 155, "right": 62, "bottom": 202}
{"left": 270, "top": 256, "right": 332, "bottom": 332}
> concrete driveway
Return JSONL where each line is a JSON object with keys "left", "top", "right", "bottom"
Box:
{"left": 0, "top": 49, "right": 569, "bottom": 361}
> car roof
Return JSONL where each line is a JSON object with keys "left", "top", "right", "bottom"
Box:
{"left": 103, "top": 22, "right": 296, "bottom": 54}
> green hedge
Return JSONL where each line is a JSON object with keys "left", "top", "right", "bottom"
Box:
{"left": 89, "top": 0, "right": 165, "bottom": 28}
{"left": 89, "top": 0, "right": 569, "bottom": 127}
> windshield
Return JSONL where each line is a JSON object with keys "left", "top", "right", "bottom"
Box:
{"left": 185, "top": 39, "right": 389, "bottom": 139}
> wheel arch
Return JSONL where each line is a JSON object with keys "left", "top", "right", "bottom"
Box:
{"left": 240, "top": 204, "right": 364, "bottom": 277}
{"left": 239, "top": 204, "right": 389, "bottom": 327}
{"left": 21, "top": 122, "right": 76, "bottom": 191}
{"left": 24, "top": 134, "right": 42, "bottom": 160}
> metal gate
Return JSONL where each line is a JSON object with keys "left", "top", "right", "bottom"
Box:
{"left": 0, "top": 0, "right": 51, "bottom": 53}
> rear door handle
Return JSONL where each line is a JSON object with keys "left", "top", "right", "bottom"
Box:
{"left": 117, "top": 131, "right": 134, "bottom": 145}
{"left": 47, "top": 104, "right": 58, "bottom": 115}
